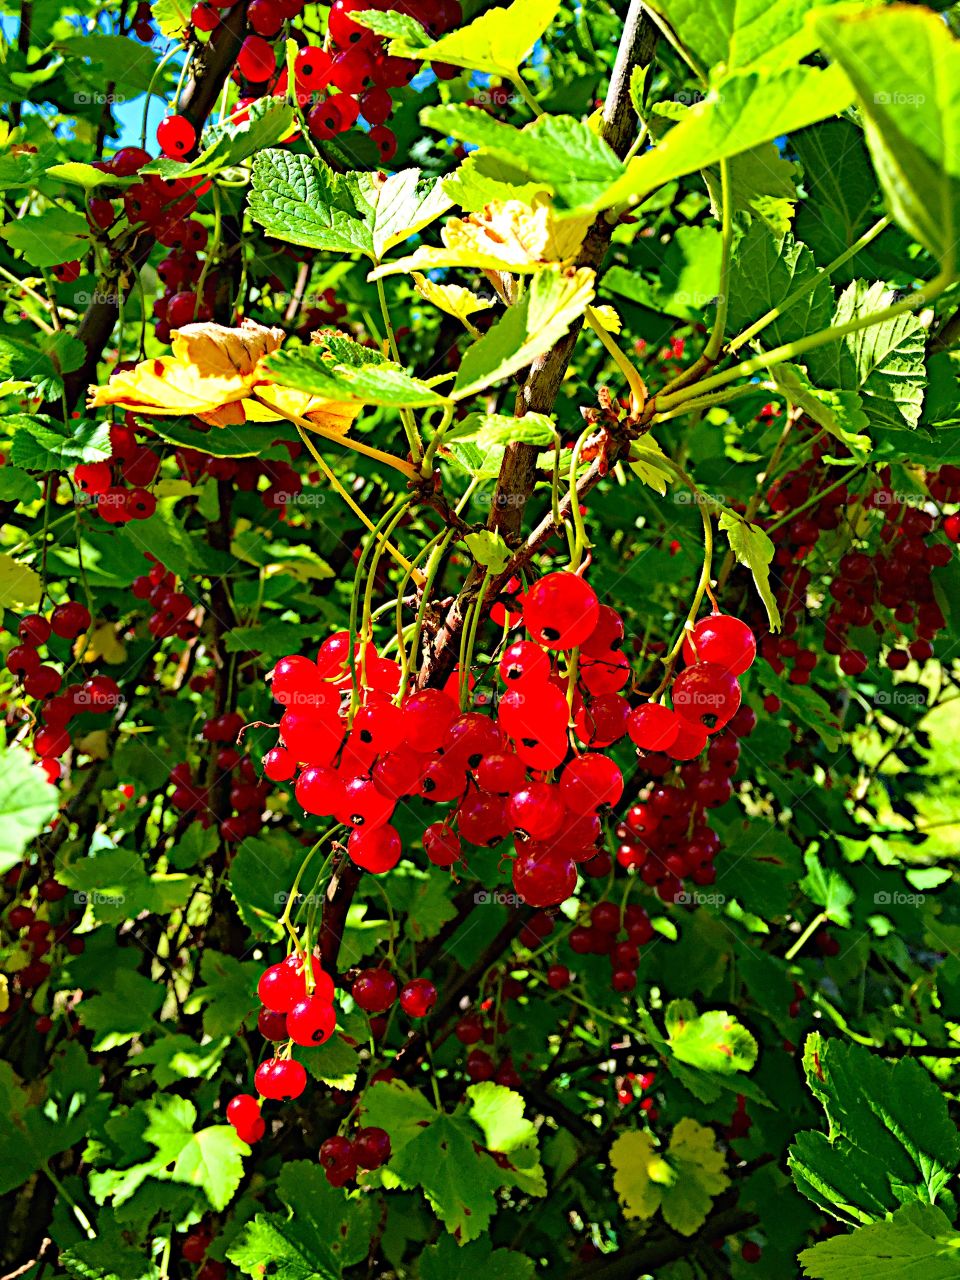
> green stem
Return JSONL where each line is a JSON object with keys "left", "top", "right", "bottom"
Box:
{"left": 568, "top": 428, "right": 593, "bottom": 571}
{"left": 141, "top": 44, "right": 184, "bottom": 148}
{"left": 726, "top": 215, "right": 891, "bottom": 357}
{"left": 585, "top": 306, "right": 646, "bottom": 410}
{"left": 784, "top": 911, "right": 827, "bottom": 962}
{"left": 702, "top": 157, "right": 732, "bottom": 363}
{"left": 44, "top": 1163, "right": 96, "bottom": 1239}
{"left": 375, "top": 274, "right": 423, "bottom": 462}
{"left": 657, "top": 271, "right": 954, "bottom": 415}
{"left": 400, "top": 527, "right": 457, "bottom": 699}
{"left": 510, "top": 72, "right": 543, "bottom": 117}
{"left": 459, "top": 568, "right": 490, "bottom": 710}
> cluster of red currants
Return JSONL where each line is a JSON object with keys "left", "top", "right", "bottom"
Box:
{"left": 225, "top": 952, "right": 338, "bottom": 1134}
{"left": 318, "top": 1125, "right": 391, "bottom": 1186}
{"left": 165, "top": 0, "right": 462, "bottom": 168}
{"left": 760, "top": 422, "right": 956, "bottom": 675}
{"left": 175, "top": 434, "right": 305, "bottom": 513}
{"left": 7, "top": 602, "right": 124, "bottom": 772}
{"left": 131, "top": 556, "right": 200, "bottom": 641}
{"left": 548, "top": 897, "right": 658, "bottom": 995}
{"left": 168, "top": 714, "right": 271, "bottom": 845}
{"left": 1, "top": 866, "right": 82, "bottom": 1033}
{"left": 73, "top": 420, "right": 160, "bottom": 524}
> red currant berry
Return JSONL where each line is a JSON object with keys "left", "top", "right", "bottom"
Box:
{"left": 351, "top": 968, "right": 397, "bottom": 1013}
{"left": 156, "top": 115, "right": 196, "bottom": 159}
{"left": 522, "top": 572, "right": 599, "bottom": 649}
{"left": 399, "top": 977, "right": 436, "bottom": 1018}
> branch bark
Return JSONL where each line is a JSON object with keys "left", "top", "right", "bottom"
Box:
{"left": 419, "top": 0, "right": 658, "bottom": 688}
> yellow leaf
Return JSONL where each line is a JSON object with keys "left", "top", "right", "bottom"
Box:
{"left": 0, "top": 973, "right": 7, "bottom": 1012}
{"left": 0, "top": 553, "right": 41, "bottom": 609}
{"left": 87, "top": 319, "right": 358, "bottom": 434}
{"left": 629, "top": 436, "right": 672, "bottom": 496}
{"left": 373, "top": 198, "right": 590, "bottom": 278}
{"left": 591, "top": 304, "right": 622, "bottom": 334}
{"left": 611, "top": 1120, "right": 729, "bottom": 1236}
{"left": 74, "top": 621, "right": 127, "bottom": 664}
{"left": 74, "top": 729, "right": 110, "bottom": 760}
{"left": 411, "top": 272, "right": 493, "bottom": 325}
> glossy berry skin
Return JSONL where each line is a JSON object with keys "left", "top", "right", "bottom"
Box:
{"left": 559, "top": 755, "right": 623, "bottom": 814}
{"left": 507, "top": 782, "right": 565, "bottom": 840}
{"left": 282, "top": 952, "right": 335, "bottom": 1004}
{"left": 682, "top": 613, "right": 757, "bottom": 675}
{"left": 287, "top": 996, "right": 336, "bottom": 1046}
{"left": 254, "top": 1057, "right": 307, "bottom": 1101}
{"left": 512, "top": 847, "right": 576, "bottom": 907}
{"left": 237, "top": 34, "right": 276, "bottom": 81}
{"left": 319, "top": 1134, "right": 356, "bottom": 1179}
{"left": 258, "top": 962, "right": 302, "bottom": 1013}
{"left": 348, "top": 823, "right": 402, "bottom": 873}
{"left": 295, "top": 765, "right": 346, "bottom": 817}
{"left": 156, "top": 115, "right": 196, "bottom": 159}
{"left": 399, "top": 977, "right": 437, "bottom": 1018}
{"left": 6, "top": 645, "right": 41, "bottom": 677}
{"left": 227, "top": 1093, "right": 262, "bottom": 1129}
{"left": 423, "top": 822, "right": 461, "bottom": 867}
{"left": 499, "top": 639, "right": 550, "bottom": 685}
{"left": 18, "top": 614, "right": 51, "bottom": 646}
{"left": 257, "top": 1007, "right": 288, "bottom": 1041}
{"left": 547, "top": 964, "right": 571, "bottom": 989}
{"left": 627, "top": 702, "right": 681, "bottom": 751}
{"left": 50, "top": 601, "right": 91, "bottom": 639}
{"left": 353, "top": 1126, "right": 391, "bottom": 1169}
{"left": 263, "top": 746, "right": 296, "bottom": 782}
{"left": 402, "top": 688, "right": 457, "bottom": 752}
{"left": 352, "top": 968, "right": 397, "bottom": 1013}
{"left": 671, "top": 663, "right": 741, "bottom": 733}
{"left": 522, "top": 572, "right": 599, "bottom": 649}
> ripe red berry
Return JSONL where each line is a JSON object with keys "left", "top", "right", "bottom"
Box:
{"left": 682, "top": 614, "right": 757, "bottom": 675}
{"left": 559, "top": 755, "right": 623, "bottom": 814}
{"left": 352, "top": 968, "right": 397, "bottom": 1013}
{"left": 237, "top": 34, "right": 276, "bottom": 81}
{"left": 50, "top": 601, "right": 91, "bottom": 639}
{"left": 18, "top": 614, "right": 51, "bottom": 646}
{"left": 349, "top": 822, "right": 402, "bottom": 873}
{"left": 512, "top": 847, "right": 576, "bottom": 907}
{"left": 156, "top": 115, "right": 196, "bottom": 159}
{"left": 546, "top": 963, "right": 570, "bottom": 989}
{"left": 257, "top": 1007, "right": 288, "bottom": 1041}
{"left": 507, "top": 782, "right": 565, "bottom": 839}
{"left": 295, "top": 765, "right": 346, "bottom": 816}
{"left": 671, "top": 663, "right": 741, "bottom": 733}
{"left": 399, "top": 977, "right": 437, "bottom": 1018}
{"left": 423, "top": 822, "right": 461, "bottom": 867}
{"left": 287, "top": 996, "right": 336, "bottom": 1046}
{"left": 522, "top": 572, "right": 599, "bottom": 649}
{"left": 254, "top": 1056, "right": 307, "bottom": 1100}
{"left": 258, "top": 963, "right": 302, "bottom": 1013}
{"left": 353, "top": 1126, "right": 391, "bottom": 1169}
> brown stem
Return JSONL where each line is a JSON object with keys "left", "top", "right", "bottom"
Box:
{"left": 563, "top": 1206, "right": 759, "bottom": 1280}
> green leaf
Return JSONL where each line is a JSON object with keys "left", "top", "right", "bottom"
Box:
{"left": 770, "top": 364, "right": 871, "bottom": 455}
{"left": 807, "top": 281, "right": 926, "bottom": 436}
{"left": 799, "top": 850, "right": 855, "bottom": 927}
{"left": 144, "top": 97, "right": 296, "bottom": 180}
{"left": 351, "top": 8, "right": 430, "bottom": 43}
{"left": 717, "top": 512, "right": 781, "bottom": 630}
{"left": 798, "top": 1202, "right": 960, "bottom": 1279}
{"left": 386, "top": 0, "right": 560, "bottom": 77}
{"left": 610, "top": 1119, "right": 729, "bottom": 1235}
{"left": 229, "top": 1161, "right": 372, "bottom": 1278}
{"left": 761, "top": 671, "right": 843, "bottom": 752}
{"left": 263, "top": 343, "right": 450, "bottom": 408}
{"left": 593, "top": 65, "right": 854, "bottom": 213}
{"left": 190, "top": 949, "right": 260, "bottom": 1039}
{"left": 145, "top": 416, "right": 299, "bottom": 459}
{"left": 443, "top": 152, "right": 548, "bottom": 213}
{"left": 0, "top": 465, "right": 41, "bottom": 502}
{"left": 629, "top": 437, "right": 673, "bottom": 495}
{"left": 134, "top": 1035, "right": 229, "bottom": 1089}
{"left": 814, "top": 7, "right": 960, "bottom": 272}
{"left": 420, "top": 1236, "right": 536, "bottom": 1280}
{"left": 58, "top": 847, "right": 195, "bottom": 926}
{"left": 94, "top": 1096, "right": 248, "bottom": 1212}
{"left": 453, "top": 265, "right": 595, "bottom": 398}
{"left": 421, "top": 107, "right": 625, "bottom": 213}
{"left": 789, "top": 1033, "right": 960, "bottom": 1224}
{"left": 646, "top": 0, "right": 844, "bottom": 76}
{"left": 0, "top": 205, "right": 88, "bottom": 267}
{"left": 727, "top": 223, "right": 835, "bottom": 350}
{"left": 54, "top": 35, "right": 166, "bottom": 96}
{"left": 0, "top": 741, "right": 57, "bottom": 873}
{"left": 76, "top": 969, "right": 166, "bottom": 1050}
{"left": 229, "top": 833, "right": 307, "bottom": 938}
{"left": 664, "top": 998, "right": 759, "bottom": 1074}
{"left": 793, "top": 119, "right": 878, "bottom": 265}
{"left": 7, "top": 414, "right": 112, "bottom": 470}
{"left": 248, "top": 151, "right": 451, "bottom": 261}
{"left": 152, "top": 0, "right": 191, "bottom": 37}
{"left": 361, "top": 1081, "right": 545, "bottom": 1240}
{"left": 299, "top": 1034, "right": 360, "bottom": 1089}
{"left": 464, "top": 530, "right": 512, "bottom": 574}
